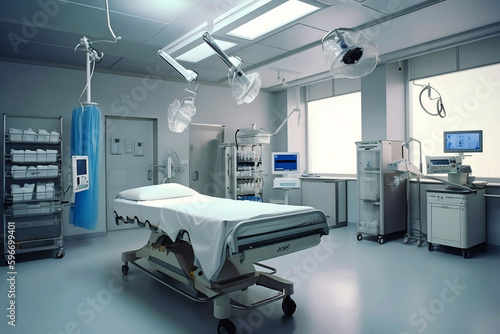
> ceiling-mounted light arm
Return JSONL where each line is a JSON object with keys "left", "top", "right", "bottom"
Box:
{"left": 203, "top": 32, "right": 261, "bottom": 105}
{"left": 203, "top": 32, "right": 237, "bottom": 72}
{"left": 273, "top": 108, "right": 300, "bottom": 136}
{"left": 202, "top": 32, "right": 250, "bottom": 84}
{"left": 157, "top": 49, "right": 198, "bottom": 83}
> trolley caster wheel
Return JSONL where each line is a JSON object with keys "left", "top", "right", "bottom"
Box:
{"left": 122, "top": 264, "right": 129, "bottom": 275}
{"left": 461, "top": 249, "right": 471, "bottom": 259}
{"left": 282, "top": 296, "right": 297, "bottom": 316}
{"left": 417, "top": 240, "right": 422, "bottom": 247}
{"left": 378, "top": 236, "right": 384, "bottom": 245}
{"left": 56, "top": 249, "right": 65, "bottom": 259}
{"left": 428, "top": 243, "right": 434, "bottom": 252}
{"left": 403, "top": 234, "right": 409, "bottom": 244}
{"left": 217, "top": 319, "right": 236, "bottom": 334}
{"left": 356, "top": 233, "right": 363, "bottom": 241}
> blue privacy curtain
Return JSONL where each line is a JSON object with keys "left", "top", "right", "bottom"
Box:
{"left": 70, "top": 105, "right": 101, "bottom": 229}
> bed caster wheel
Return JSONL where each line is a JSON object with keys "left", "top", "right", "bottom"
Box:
{"left": 56, "top": 249, "right": 65, "bottom": 259}
{"left": 403, "top": 234, "right": 409, "bottom": 244}
{"left": 217, "top": 319, "right": 236, "bottom": 334}
{"left": 282, "top": 296, "right": 297, "bottom": 316}
{"left": 378, "top": 236, "right": 384, "bottom": 245}
{"left": 428, "top": 243, "right": 434, "bottom": 252}
{"left": 122, "top": 264, "right": 129, "bottom": 275}
{"left": 461, "top": 249, "right": 471, "bottom": 259}
{"left": 356, "top": 233, "right": 362, "bottom": 241}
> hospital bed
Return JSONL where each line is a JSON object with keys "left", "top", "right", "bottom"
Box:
{"left": 113, "top": 183, "right": 329, "bottom": 334}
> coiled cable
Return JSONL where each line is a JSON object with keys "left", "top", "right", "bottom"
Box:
{"left": 414, "top": 82, "right": 446, "bottom": 118}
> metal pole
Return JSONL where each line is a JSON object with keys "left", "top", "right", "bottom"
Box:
{"left": 86, "top": 51, "right": 91, "bottom": 103}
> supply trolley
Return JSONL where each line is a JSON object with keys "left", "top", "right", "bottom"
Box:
{"left": 356, "top": 140, "right": 406, "bottom": 244}
{"left": 427, "top": 188, "right": 486, "bottom": 258}
{"left": 2, "top": 114, "right": 64, "bottom": 263}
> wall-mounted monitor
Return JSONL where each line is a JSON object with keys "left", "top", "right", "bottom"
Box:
{"left": 443, "top": 130, "right": 483, "bottom": 153}
{"left": 72, "top": 155, "right": 90, "bottom": 193}
{"left": 272, "top": 152, "right": 299, "bottom": 175}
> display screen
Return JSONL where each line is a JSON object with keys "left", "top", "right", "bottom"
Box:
{"left": 272, "top": 152, "right": 299, "bottom": 174}
{"left": 443, "top": 130, "right": 483, "bottom": 153}
{"left": 76, "top": 159, "right": 87, "bottom": 176}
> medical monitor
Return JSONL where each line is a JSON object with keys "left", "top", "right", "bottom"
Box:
{"left": 443, "top": 130, "right": 483, "bottom": 153}
{"left": 272, "top": 152, "right": 299, "bottom": 175}
{"left": 72, "top": 155, "right": 90, "bottom": 193}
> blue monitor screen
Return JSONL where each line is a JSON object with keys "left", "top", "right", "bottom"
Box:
{"left": 443, "top": 130, "right": 483, "bottom": 153}
{"left": 76, "top": 159, "right": 87, "bottom": 176}
{"left": 272, "top": 152, "right": 299, "bottom": 174}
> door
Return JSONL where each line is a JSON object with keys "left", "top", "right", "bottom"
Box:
{"left": 189, "top": 123, "right": 225, "bottom": 197}
{"left": 105, "top": 117, "right": 157, "bottom": 231}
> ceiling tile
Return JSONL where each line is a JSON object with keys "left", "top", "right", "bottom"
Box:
{"left": 258, "top": 24, "right": 327, "bottom": 51}
{"left": 359, "top": 0, "right": 438, "bottom": 15}
{"left": 233, "top": 43, "right": 289, "bottom": 65}
{"left": 0, "top": 0, "right": 499, "bottom": 92}
{"left": 298, "top": 2, "right": 385, "bottom": 32}
{"left": 107, "top": 56, "right": 176, "bottom": 77}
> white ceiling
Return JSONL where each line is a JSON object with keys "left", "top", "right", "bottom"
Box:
{"left": 1, "top": 0, "right": 500, "bottom": 92}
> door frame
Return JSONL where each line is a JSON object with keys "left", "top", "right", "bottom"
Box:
{"left": 104, "top": 116, "right": 158, "bottom": 231}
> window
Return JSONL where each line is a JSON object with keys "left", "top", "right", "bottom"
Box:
{"left": 409, "top": 63, "right": 500, "bottom": 179}
{"left": 307, "top": 92, "right": 361, "bottom": 175}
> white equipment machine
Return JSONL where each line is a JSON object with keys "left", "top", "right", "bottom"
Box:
{"left": 113, "top": 183, "right": 329, "bottom": 334}
{"left": 427, "top": 187, "right": 485, "bottom": 258}
{"left": 72, "top": 155, "right": 89, "bottom": 192}
{"left": 272, "top": 152, "right": 301, "bottom": 204}
{"left": 425, "top": 129, "right": 486, "bottom": 257}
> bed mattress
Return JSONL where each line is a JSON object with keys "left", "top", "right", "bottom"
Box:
{"left": 113, "top": 184, "right": 326, "bottom": 280}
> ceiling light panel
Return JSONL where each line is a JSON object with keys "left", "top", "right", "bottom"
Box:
{"left": 175, "top": 39, "right": 237, "bottom": 63}
{"left": 227, "top": 0, "right": 320, "bottom": 40}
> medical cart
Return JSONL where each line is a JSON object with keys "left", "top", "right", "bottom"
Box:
{"left": 356, "top": 140, "right": 406, "bottom": 244}
{"left": 2, "top": 114, "right": 64, "bottom": 262}
{"left": 427, "top": 188, "right": 485, "bottom": 258}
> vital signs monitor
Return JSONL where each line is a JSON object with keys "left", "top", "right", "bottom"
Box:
{"left": 72, "top": 155, "right": 89, "bottom": 192}
{"left": 443, "top": 130, "right": 483, "bottom": 153}
{"left": 271, "top": 152, "right": 299, "bottom": 175}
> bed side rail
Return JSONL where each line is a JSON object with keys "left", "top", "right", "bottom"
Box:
{"left": 228, "top": 209, "right": 328, "bottom": 256}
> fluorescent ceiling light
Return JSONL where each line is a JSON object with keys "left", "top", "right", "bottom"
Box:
{"left": 176, "top": 39, "right": 237, "bottom": 63}
{"left": 227, "top": 0, "right": 320, "bottom": 40}
{"left": 161, "top": 0, "right": 270, "bottom": 55}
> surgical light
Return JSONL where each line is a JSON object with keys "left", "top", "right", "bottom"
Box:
{"left": 202, "top": 32, "right": 261, "bottom": 105}
{"left": 322, "top": 28, "right": 379, "bottom": 79}
{"left": 157, "top": 49, "right": 199, "bottom": 133}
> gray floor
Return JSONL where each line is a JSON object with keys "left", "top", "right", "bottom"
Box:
{"left": 2, "top": 225, "right": 500, "bottom": 334}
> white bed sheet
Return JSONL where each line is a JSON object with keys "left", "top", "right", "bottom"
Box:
{"left": 114, "top": 193, "right": 317, "bottom": 280}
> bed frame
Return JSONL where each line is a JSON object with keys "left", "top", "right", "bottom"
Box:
{"left": 115, "top": 208, "right": 328, "bottom": 333}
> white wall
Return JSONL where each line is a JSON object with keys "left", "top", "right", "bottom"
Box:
{"left": 0, "top": 61, "right": 285, "bottom": 239}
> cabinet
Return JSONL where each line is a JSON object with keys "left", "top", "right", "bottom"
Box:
{"left": 427, "top": 188, "right": 485, "bottom": 258}
{"left": 224, "top": 144, "right": 263, "bottom": 201}
{"left": 2, "top": 114, "right": 64, "bottom": 263}
{"left": 356, "top": 140, "right": 406, "bottom": 244}
{"left": 301, "top": 178, "right": 347, "bottom": 228}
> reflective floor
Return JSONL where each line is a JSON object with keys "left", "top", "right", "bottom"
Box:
{"left": 2, "top": 224, "right": 500, "bottom": 334}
